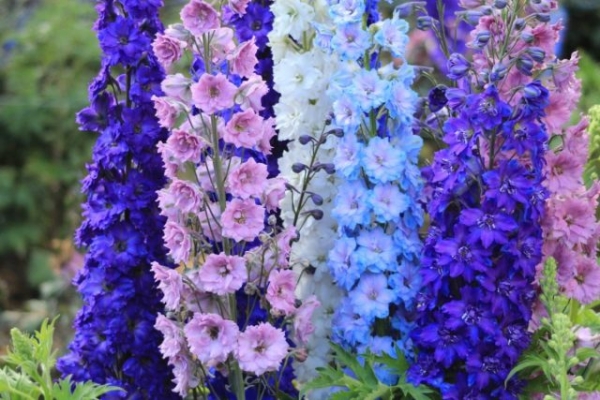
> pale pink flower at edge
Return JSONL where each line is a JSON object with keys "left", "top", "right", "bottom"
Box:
{"left": 228, "top": 38, "right": 258, "bottom": 78}
{"left": 152, "top": 33, "right": 187, "bottom": 68}
{"left": 266, "top": 269, "right": 297, "bottom": 316}
{"left": 164, "top": 221, "right": 192, "bottom": 263}
{"left": 262, "top": 177, "right": 286, "bottom": 212}
{"left": 237, "top": 323, "right": 289, "bottom": 375}
{"left": 294, "top": 295, "right": 320, "bottom": 346}
{"left": 180, "top": 0, "right": 220, "bottom": 36}
{"left": 151, "top": 261, "right": 184, "bottom": 310}
{"left": 155, "top": 314, "right": 186, "bottom": 359}
{"left": 152, "top": 95, "right": 181, "bottom": 128}
{"left": 236, "top": 74, "right": 268, "bottom": 112}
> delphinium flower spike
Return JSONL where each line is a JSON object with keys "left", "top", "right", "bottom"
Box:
{"left": 150, "top": 1, "right": 317, "bottom": 398}
{"left": 408, "top": 1, "right": 555, "bottom": 397}
{"left": 268, "top": 0, "right": 344, "bottom": 396}
{"left": 320, "top": 0, "right": 426, "bottom": 384}
{"left": 57, "top": 0, "right": 178, "bottom": 397}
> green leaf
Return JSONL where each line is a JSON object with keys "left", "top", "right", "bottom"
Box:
{"left": 575, "top": 347, "right": 600, "bottom": 363}
{"left": 300, "top": 367, "right": 346, "bottom": 395}
{"left": 330, "top": 342, "right": 378, "bottom": 386}
{"left": 506, "top": 354, "right": 548, "bottom": 384}
{"left": 52, "top": 376, "right": 123, "bottom": 400}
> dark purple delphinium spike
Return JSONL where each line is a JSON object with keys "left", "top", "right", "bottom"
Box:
{"left": 410, "top": 80, "right": 549, "bottom": 399}
{"left": 57, "top": 0, "right": 177, "bottom": 397}
{"left": 408, "top": 4, "right": 555, "bottom": 392}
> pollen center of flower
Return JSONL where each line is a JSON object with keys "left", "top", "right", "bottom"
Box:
{"left": 368, "top": 290, "right": 378, "bottom": 300}
{"left": 552, "top": 165, "right": 563, "bottom": 175}
{"left": 233, "top": 210, "right": 246, "bottom": 224}
{"left": 209, "top": 86, "right": 220, "bottom": 98}
{"left": 255, "top": 343, "right": 266, "bottom": 354}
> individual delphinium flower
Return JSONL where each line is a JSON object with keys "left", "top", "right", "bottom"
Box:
{"left": 268, "top": 0, "right": 345, "bottom": 394}
{"left": 57, "top": 0, "right": 179, "bottom": 397}
{"left": 319, "top": 0, "right": 425, "bottom": 384}
{"left": 408, "top": 1, "right": 554, "bottom": 397}
{"left": 150, "top": 2, "right": 318, "bottom": 398}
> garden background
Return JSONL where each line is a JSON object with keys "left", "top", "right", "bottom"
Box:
{"left": 0, "top": 0, "right": 598, "bottom": 355}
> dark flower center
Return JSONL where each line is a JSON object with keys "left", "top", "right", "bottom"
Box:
{"left": 498, "top": 280, "right": 513, "bottom": 296}
{"left": 477, "top": 214, "right": 495, "bottom": 230}
{"left": 461, "top": 305, "right": 481, "bottom": 325}
{"left": 439, "top": 328, "right": 459, "bottom": 344}
{"left": 209, "top": 326, "right": 220, "bottom": 340}
{"left": 458, "top": 245, "right": 472, "bottom": 261}
{"left": 479, "top": 98, "right": 497, "bottom": 116}
{"left": 482, "top": 356, "right": 501, "bottom": 373}
{"left": 254, "top": 343, "right": 266, "bottom": 354}
{"left": 252, "top": 21, "right": 263, "bottom": 31}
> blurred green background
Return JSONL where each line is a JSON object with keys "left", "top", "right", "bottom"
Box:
{"left": 0, "top": 0, "right": 599, "bottom": 351}
{"left": 0, "top": 0, "right": 184, "bottom": 351}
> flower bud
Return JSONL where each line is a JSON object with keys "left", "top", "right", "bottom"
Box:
{"left": 527, "top": 47, "right": 546, "bottom": 63}
{"left": 310, "top": 193, "right": 324, "bottom": 206}
{"left": 473, "top": 31, "right": 491, "bottom": 48}
{"left": 294, "top": 348, "right": 309, "bottom": 362}
{"left": 494, "top": 0, "right": 508, "bottom": 9}
{"left": 298, "top": 135, "right": 314, "bottom": 145}
{"left": 304, "top": 209, "right": 324, "bottom": 220}
{"left": 516, "top": 56, "right": 534, "bottom": 76}
{"left": 514, "top": 18, "right": 526, "bottom": 30}
{"left": 292, "top": 163, "right": 307, "bottom": 173}
{"left": 395, "top": 2, "right": 427, "bottom": 18}
{"left": 462, "top": 10, "right": 484, "bottom": 25}
{"left": 327, "top": 128, "right": 345, "bottom": 138}
{"left": 520, "top": 32, "right": 535, "bottom": 44}
{"left": 447, "top": 53, "right": 470, "bottom": 80}
{"left": 480, "top": 6, "right": 493, "bottom": 15}
{"left": 535, "top": 13, "right": 551, "bottom": 23}
{"left": 417, "top": 16, "right": 434, "bottom": 31}
{"left": 490, "top": 63, "right": 507, "bottom": 82}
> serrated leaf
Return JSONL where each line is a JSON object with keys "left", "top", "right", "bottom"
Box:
{"left": 52, "top": 376, "right": 123, "bottom": 400}
{"left": 300, "top": 367, "right": 346, "bottom": 395}
{"left": 8, "top": 328, "right": 34, "bottom": 361}
{"left": 330, "top": 390, "right": 357, "bottom": 400}
{"left": 330, "top": 342, "right": 378, "bottom": 386}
